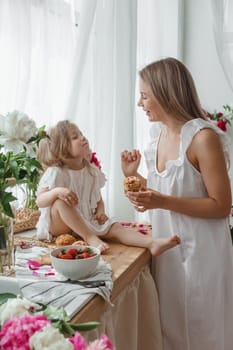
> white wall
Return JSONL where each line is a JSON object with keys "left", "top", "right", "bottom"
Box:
{"left": 183, "top": 0, "right": 233, "bottom": 188}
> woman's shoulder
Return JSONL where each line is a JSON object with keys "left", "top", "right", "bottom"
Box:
{"left": 181, "top": 118, "right": 230, "bottom": 160}
{"left": 182, "top": 118, "right": 229, "bottom": 142}
{"left": 182, "top": 117, "right": 226, "bottom": 135}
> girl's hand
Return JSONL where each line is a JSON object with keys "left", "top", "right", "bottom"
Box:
{"left": 127, "top": 188, "right": 164, "bottom": 212}
{"left": 57, "top": 188, "right": 78, "bottom": 207}
{"left": 121, "top": 149, "right": 141, "bottom": 177}
{"left": 93, "top": 212, "right": 109, "bottom": 225}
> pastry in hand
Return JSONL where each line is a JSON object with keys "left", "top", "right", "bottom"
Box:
{"left": 123, "top": 176, "right": 141, "bottom": 194}
{"left": 55, "top": 234, "right": 76, "bottom": 246}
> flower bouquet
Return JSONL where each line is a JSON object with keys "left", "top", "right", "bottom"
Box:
{"left": 0, "top": 149, "right": 19, "bottom": 274}
{"left": 207, "top": 104, "right": 233, "bottom": 132}
{"left": 0, "top": 111, "right": 48, "bottom": 234}
{"left": 0, "top": 293, "right": 114, "bottom": 350}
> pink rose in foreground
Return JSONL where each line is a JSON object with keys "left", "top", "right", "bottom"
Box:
{"left": 0, "top": 314, "right": 50, "bottom": 350}
{"left": 69, "top": 332, "right": 87, "bottom": 350}
{"left": 87, "top": 334, "right": 115, "bottom": 350}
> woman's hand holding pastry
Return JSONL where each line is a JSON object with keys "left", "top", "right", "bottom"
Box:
{"left": 127, "top": 188, "right": 163, "bottom": 211}
{"left": 121, "top": 149, "right": 141, "bottom": 176}
{"left": 57, "top": 188, "right": 78, "bottom": 206}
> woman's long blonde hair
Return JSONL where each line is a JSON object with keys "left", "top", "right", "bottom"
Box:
{"left": 139, "top": 57, "right": 206, "bottom": 122}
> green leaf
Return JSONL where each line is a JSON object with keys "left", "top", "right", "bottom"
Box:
{"left": 0, "top": 293, "right": 17, "bottom": 305}
{"left": 43, "top": 305, "right": 69, "bottom": 322}
{"left": 70, "top": 321, "right": 101, "bottom": 331}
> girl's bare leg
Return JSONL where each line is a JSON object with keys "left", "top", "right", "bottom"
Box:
{"left": 49, "top": 199, "right": 109, "bottom": 252}
{"left": 105, "top": 223, "right": 180, "bottom": 256}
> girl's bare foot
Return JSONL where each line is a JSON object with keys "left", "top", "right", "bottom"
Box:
{"left": 150, "top": 235, "right": 181, "bottom": 256}
{"left": 86, "top": 234, "right": 109, "bottom": 253}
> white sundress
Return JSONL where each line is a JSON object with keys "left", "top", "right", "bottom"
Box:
{"left": 36, "top": 165, "right": 117, "bottom": 240}
{"left": 145, "top": 118, "right": 233, "bottom": 350}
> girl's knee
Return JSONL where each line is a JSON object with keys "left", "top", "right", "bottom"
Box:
{"left": 50, "top": 199, "right": 68, "bottom": 216}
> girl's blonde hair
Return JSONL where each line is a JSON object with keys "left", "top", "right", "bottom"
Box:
{"left": 139, "top": 57, "right": 206, "bottom": 122}
{"left": 37, "top": 120, "right": 91, "bottom": 171}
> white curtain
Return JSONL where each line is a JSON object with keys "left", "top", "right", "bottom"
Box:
{"left": 0, "top": 0, "right": 75, "bottom": 127}
{"left": 0, "top": 0, "right": 183, "bottom": 221}
{"left": 0, "top": 0, "right": 137, "bottom": 220}
{"left": 211, "top": 0, "right": 233, "bottom": 92}
{"left": 64, "top": 0, "right": 138, "bottom": 220}
{"left": 135, "top": 0, "right": 184, "bottom": 222}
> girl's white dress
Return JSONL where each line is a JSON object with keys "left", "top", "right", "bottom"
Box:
{"left": 145, "top": 118, "right": 233, "bottom": 350}
{"left": 36, "top": 165, "right": 117, "bottom": 240}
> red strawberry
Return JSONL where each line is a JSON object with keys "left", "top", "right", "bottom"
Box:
{"left": 59, "top": 253, "right": 73, "bottom": 259}
{"left": 81, "top": 252, "right": 90, "bottom": 259}
{"left": 66, "top": 248, "right": 77, "bottom": 258}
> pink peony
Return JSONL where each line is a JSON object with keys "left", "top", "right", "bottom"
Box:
{"left": 86, "top": 334, "right": 115, "bottom": 350}
{"left": 69, "top": 332, "right": 87, "bottom": 350}
{"left": 0, "top": 314, "right": 50, "bottom": 350}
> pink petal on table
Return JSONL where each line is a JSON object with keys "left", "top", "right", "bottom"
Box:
{"left": 138, "top": 229, "right": 148, "bottom": 235}
{"left": 44, "top": 272, "right": 55, "bottom": 276}
{"left": 28, "top": 260, "right": 42, "bottom": 270}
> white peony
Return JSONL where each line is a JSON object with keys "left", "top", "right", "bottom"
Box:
{"left": 0, "top": 110, "right": 37, "bottom": 154}
{"left": 29, "top": 324, "right": 73, "bottom": 350}
{"left": 0, "top": 296, "right": 41, "bottom": 325}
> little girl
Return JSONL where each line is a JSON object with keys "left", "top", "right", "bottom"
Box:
{"left": 36, "top": 120, "right": 180, "bottom": 254}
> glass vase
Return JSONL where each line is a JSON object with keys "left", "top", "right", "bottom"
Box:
{"left": 0, "top": 214, "right": 14, "bottom": 276}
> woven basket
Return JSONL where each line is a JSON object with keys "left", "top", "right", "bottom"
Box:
{"left": 13, "top": 208, "right": 41, "bottom": 233}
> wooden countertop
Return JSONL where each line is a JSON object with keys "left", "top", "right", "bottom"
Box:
{"left": 13, "top": 226, "right": 152, "bottom": 323}
{"left": 71, "top": 242, "right": 151, "bottom": 323}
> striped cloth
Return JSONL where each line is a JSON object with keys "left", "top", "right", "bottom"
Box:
{"left": 14, "top": 246, "right": 113, "bottom": 319}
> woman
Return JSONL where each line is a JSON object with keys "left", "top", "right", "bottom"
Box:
{"left": 121, "top": 57, "right": 233, "bottom": 350}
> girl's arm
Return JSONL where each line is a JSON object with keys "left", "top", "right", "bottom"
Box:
{"left": 128, "top": 129, "right": 232, "bottom": 218}
{"left": 93, "top": 197, "right": 109, "bottom": 225}
{"left": 36, "top": 187, "right": 78, "bottom": 208}
{"left": 95, "top": 197, "right": 105, "bottom": 215}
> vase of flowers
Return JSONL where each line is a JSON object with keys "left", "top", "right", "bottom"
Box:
{"left": 0, "top": 111, "right": 47, "bottom": 234}
{"left": 0, "top": 215, "right": 14, "bottom": 275}
{"left": 0, "top": 153, "right": 19, "bottom": 275}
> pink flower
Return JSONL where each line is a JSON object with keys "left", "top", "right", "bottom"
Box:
{"left": 90, "top": 152, "right": 102, "bottom": 169}
{"left": 86, "top": 334, "right": 115, "bottom": 350}
{"left": 0, "top": 314, "right": 50, "bottom": 350}
{"left": 69, "top": 332, "right": 87, "bottom": 350}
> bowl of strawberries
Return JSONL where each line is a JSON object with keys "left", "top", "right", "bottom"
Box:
{"left": 50, "top": 245, "right": 100, "bottom": 280}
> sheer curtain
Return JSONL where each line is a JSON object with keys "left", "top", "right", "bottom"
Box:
{"left": 0, "top": 0, "right": 183, "bottom": 221}
{"left": 64, "top": 0, "right": 138, "bottom": 220}
{"left": 211, "top": 0, "right": 233, "bottom": 92}
{"left": 0, "top": 0, "right": 75, "bottom": 127}
{"left": 0, "top": 0, "right": 137, "bottom": 220}
{"left": 135, "top": 0, "right": 184, "bottom": 222}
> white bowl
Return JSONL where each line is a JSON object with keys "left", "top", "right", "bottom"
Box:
{"left": 50, "top": 245, "right": 100, "bottom": 280}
